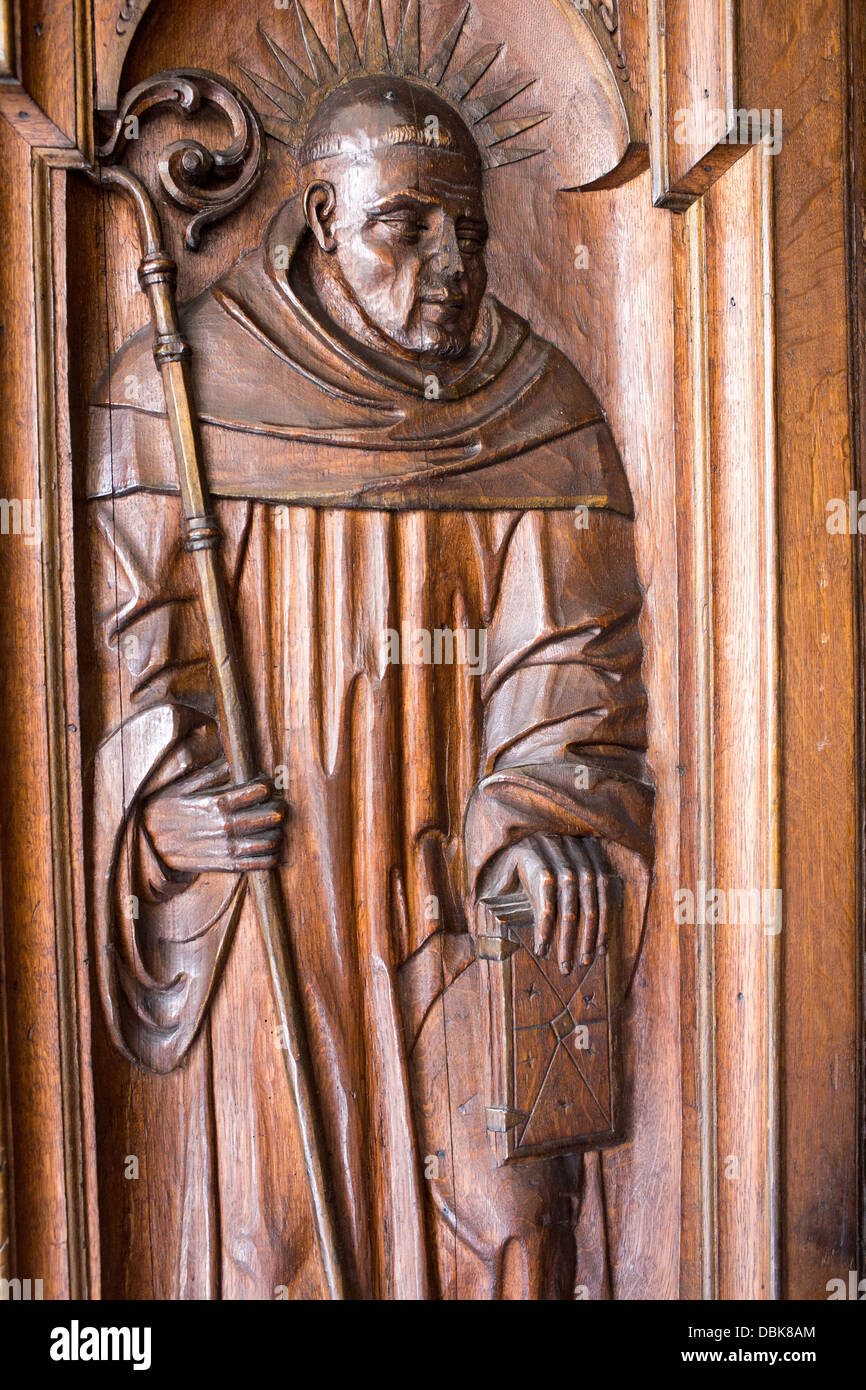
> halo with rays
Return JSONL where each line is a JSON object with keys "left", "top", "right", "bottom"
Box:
{"left": 235, "top": 0, "right": 550, "bottom": 169}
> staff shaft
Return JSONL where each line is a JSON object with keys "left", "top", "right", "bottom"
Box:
{"left": 96, "top": 165, "right": 347, "bottom": 1300}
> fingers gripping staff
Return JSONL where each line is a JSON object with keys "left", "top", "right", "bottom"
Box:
{"left": 143, "top": 758, "right": 288, "bottom": 875}
{"left": 90, "top": 79, "right": 347, "bottom": 1300}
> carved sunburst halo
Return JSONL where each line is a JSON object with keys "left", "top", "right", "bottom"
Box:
{"left": 235, "top": 0, "right": 551, "bottom": 171}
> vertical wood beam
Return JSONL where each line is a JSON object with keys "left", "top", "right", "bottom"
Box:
{"left": 673, "top": 146, "right": 780, "bottom": 1300}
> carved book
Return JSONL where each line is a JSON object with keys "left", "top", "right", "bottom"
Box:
{"left": 476, "top": 892, "right": 619, "bottom": 1164}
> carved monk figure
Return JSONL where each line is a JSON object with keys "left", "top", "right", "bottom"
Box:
{"left": 87, "top": 51, "right": 652, "bottom": 1299}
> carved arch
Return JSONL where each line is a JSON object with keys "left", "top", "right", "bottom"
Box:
{"left": 95, "top": 0, "right": 645, "bottom": 189}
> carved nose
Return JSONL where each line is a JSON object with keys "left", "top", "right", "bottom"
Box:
{"left": 432, "top": 219, "right": 464, "bottom": 278}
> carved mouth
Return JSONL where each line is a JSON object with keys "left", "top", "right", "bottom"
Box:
{"left": 421, "top": 294, "right": 466, "bottom": 322}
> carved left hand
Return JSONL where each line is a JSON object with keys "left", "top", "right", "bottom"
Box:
{"left": 480, "top": 835, "right": 613, "bottom": 975}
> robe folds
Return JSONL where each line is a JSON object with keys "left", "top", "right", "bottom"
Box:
{"left": 85, "top": 200, "right": 653, "bottom": 1299}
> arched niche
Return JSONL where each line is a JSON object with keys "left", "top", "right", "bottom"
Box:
{"left": 65, "top": 0, "right": 681, "bottom": 1301}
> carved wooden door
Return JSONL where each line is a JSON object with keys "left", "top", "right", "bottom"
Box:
{"left": 0, "top": 0, "right": 861, "bottom": 1305}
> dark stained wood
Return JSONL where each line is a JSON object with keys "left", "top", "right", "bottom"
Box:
{"left": 738, "top": 0, "right": 861, "bottom": 1300}
{"left": 849, "top": 0, "right": 866, "bottom": 1291}
{"left": 0, "top": 91, "right": 75, "bottom": 1300}
{"left": 82, "top": 1, "right": 655, "bottom": 1300}
{"left": 0, "top": 0, "right": 861, "bottom": 1305}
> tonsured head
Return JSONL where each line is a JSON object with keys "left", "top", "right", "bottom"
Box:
{"left": 301, "top": 76, "right": 488, "bottom": 360}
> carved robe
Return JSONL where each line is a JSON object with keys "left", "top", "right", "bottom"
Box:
{"left": 86, "top": 200, "right": 652, "bottom": 1300}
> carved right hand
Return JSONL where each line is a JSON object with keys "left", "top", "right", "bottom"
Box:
{"left": 142, "top": 757, "right": 287, "bottom": 875}
{"left": 480, "top": 834, "right": 613, "bottom": 975}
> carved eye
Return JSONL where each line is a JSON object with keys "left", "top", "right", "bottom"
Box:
{"left": 457, "top": 228, "right": 487, "bottom": 255}
{"left": 375, "top": 212, "right": 424, "bottom": 242}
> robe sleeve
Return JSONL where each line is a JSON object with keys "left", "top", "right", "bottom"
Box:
{"left": 464, "top": 506, "right": 653, "bottom": 899}
{"left": 88, "top": 491, "right": 250, "bottom": 1072}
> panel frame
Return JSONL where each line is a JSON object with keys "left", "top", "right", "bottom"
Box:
{"left": 0, "top": 0, "right": 859, "bottom": 1302}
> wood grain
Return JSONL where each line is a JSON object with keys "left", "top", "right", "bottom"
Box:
{"left": 739, "top": 0, "right": 860, "bottom": 1300}
{"left": 0, "top": 0, "right": 861, "bottom": 1303}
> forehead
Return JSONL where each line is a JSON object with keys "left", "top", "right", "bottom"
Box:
{"left": 327, "top": 145, "right": 486, "bottom": 217}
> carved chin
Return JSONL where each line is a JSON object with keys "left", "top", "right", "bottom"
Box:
{"left": 417, "top": 323, "right": 471, "bottom": 360}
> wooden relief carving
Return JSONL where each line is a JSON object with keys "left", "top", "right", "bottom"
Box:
{"left": 475, "top": 891, "right": 619, "bottom": 1163}
{"left": 84, "top": 0, "right": 653, "bottom": 1300}
{"left": 4, "top": 0, "right": 865, "bottom": 1321}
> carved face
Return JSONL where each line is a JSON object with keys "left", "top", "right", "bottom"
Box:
{"left": 317, "top": 146, "right": 487, "bottom": 359}
{"left": 301, "top": 79, "right": 488, "bottom": 361}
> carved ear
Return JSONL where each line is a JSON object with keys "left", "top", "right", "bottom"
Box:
{"left": 304, "top": 181, "right": 338, "bottom": 252}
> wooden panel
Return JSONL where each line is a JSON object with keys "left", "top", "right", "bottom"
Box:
{"left": 0, "top": 0, "right": 859, "bottom": 1303}
{"left": 738, "top": 0, "right": 860, "bottom": 1300}
{"left": 646, "top": 0, "right": 799, "bottom": 213}
{"left": 704, "top": 148, "right": 778, "bottom": 1301}
{"left": 672, "top": 145, "right": 780, "bottom": 1301}
{"left": 849, "top": 0, "right": 866, "bottom": 1294}
{"left": 647, "top": 0, "right": 741, "bottom": 208}
{"left": 0, "top": 104, "right": 72, "bottom": 1300}
{"left": 654, "top": 0, "right": 860, "bottom": 1299}
{"left": 17, "top": 0, "right": 78, "bottom": 145}
{"left": 72, "top": 0, "right": 680, "bottom": 1300}
{"left": 0, "top": 847, "right": 11, "bottom": 1287}
{"left": 93, "top": 0, "right": 154, "bottom": 111}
